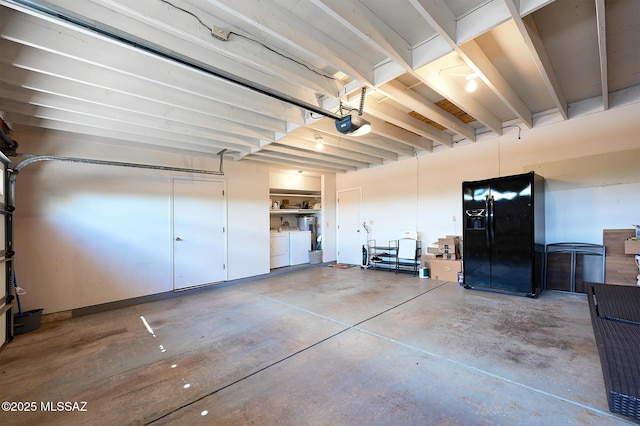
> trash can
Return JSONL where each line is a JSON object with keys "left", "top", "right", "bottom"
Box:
{"left": 419, "top": 267, "right": 429, "bottom": 279}
{"left": 309, "top": 250, "right": 323, "bottom": 264}
{"left": 14, "top": 309, "right": 44, "bottom": 335}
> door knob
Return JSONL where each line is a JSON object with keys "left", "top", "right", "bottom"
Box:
{"left": 175, "top": 237, "right": 183, "bottom": 241}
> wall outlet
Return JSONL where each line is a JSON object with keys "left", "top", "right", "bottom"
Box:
{"left": 452, "top": 215, "right": 457, "bottom": 222}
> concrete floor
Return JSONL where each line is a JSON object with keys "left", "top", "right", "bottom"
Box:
{"left": 0, "top": 265, "right": 635, "bottom": 425}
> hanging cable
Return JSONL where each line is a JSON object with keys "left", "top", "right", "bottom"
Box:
{"left": 12, "top": 0, "right": 343, "bottom": 121}
{"left": 159, "top": 0, "right": 337, "bottom": 81}
{"left": 502, "top": 124, "right": 522, "bottom": 140}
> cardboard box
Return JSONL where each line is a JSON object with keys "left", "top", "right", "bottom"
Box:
{"left": 624, "top": 239, "right": 640, "bottom": 255}
{"left": 427, "top": 247, "right": 442, "bottom": 256}
{"left": 430, "top": 259, "right": 462, "bottom": 282}
{"left": 420, "top": 253, "right": 435, "bottom": 268}
{"left": 438, "top": 236, "right": 459, "bottom": 250}
{"left": 437, "top": 236, "right": 461, "bottom": 257}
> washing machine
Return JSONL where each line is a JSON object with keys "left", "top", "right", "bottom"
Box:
{"left": 270, "top": 231, "right": 289, "bottom": 269}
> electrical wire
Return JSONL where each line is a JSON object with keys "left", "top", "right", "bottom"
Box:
{"left": 498, "top": 124, "right": 522, "bottom": 176}
{"left": 229, "top": 32, "right": 337, "bottom": 81}
{"left": 502, "top": 124, "right": 522, "bottom": 139}
{"left": 159, "top": 0, "right": 208, "bottom": 28}
{"left": 160, "top": 0, "right": 337, "bottom": 81}
{"left": 14, "top": 0, "right": 342, "bottom": 120}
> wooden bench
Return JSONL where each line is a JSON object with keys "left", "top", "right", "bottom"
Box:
{"left": 587, "top": 283, "right": 640, "bottom": 421}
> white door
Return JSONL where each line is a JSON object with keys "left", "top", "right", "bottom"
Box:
{"left": 173, "top": 178, "right": 225, "bottom": 290}
{"left": 337, "top": 188, "right": 362, "bottom": 265}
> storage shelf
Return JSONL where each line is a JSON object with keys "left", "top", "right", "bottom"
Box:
{"left": 270, "top": 188, "right": 320, "bottom": 196}
{"left": 270, "top": 209, "right": 321, "bottom": 214}
{"left": 270, "top": 188, "right": 321, "bottom": 212}
{"left": 270, "top": 193, "right": 320, "bottom": 198}
{"left": 367, "top": 239, "right": 421, "bottom": 275}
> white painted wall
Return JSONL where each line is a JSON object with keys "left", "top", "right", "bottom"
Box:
{"left": 269, "top": 171, "right": 321, "bottom": 191}
{"left": 226, "top": 161, "right": 270, "bottom": 280}
{"left": 337, "top": 103, "right": 640, "bottom": 248}
{"left": 9, "top": 102, "right": 639, "bottom": 314}
{"left": 12, "top": 130, "right": 270, "bottom": 313}
{"left": 321, "top": 173, "right": 337, "bottom": 262}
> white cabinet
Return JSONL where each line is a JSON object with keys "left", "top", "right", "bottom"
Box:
{"left": 289, "top": 231, "right": 311, "bottom": 266}
{"left": 270, "top": 231, "right": 311, "bottom": 268}
{"left": 270, "top": 232, "right": 289, "bottom": 269}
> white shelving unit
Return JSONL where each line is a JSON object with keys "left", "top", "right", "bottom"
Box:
{"left": 269, "top": 189, "right": 321, "bottom": 214}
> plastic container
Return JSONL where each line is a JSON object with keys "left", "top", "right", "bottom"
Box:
{"left": 309, "top": 250, "right": 323, "bottom": 264}
{"left": 14, "top": 309, "right": 44, "bottom": 335}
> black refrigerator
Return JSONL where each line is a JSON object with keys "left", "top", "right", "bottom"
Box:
{"left": 462, "top": 172, "right": 545, "bottom": 297}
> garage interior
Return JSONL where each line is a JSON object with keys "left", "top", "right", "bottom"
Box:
{"left": 0, "top": 0, "right": 639, "bottom": 424}
{"left": 1, "top": 268, "right": 622, "bottom": 424}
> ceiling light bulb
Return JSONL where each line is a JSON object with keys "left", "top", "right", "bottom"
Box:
{"left": 315, "top": 135, "right": 323, "bottom": 150}
{"left": 350, "top": 122, "right": 371, "bottom": 136}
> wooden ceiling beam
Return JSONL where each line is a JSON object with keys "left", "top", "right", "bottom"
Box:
{"left": 504, "top": 0, "right": 568, "bottom": 120}
{"left": 595, "top": 0, "right": 609, "bottom": 110}
{"left": 378, "top": 80, "right": 476, "bottom": 141}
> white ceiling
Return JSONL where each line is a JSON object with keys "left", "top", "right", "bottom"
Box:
{"left": 0, "top": 0, "right": 638, "bottom": 173}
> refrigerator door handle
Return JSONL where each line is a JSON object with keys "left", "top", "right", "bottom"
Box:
{"left": 484, "top": 196, "right": 491, "bottom": 246}
{"left": 489, "top": 196, "right": 495, "bottom": 243}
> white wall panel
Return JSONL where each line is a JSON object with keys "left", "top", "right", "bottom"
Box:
{"left": 12, "top": 131, "right": 270, "bottom": 313}
{"left": 9, "top": 102, "right": 640, "bottom": 314}
{"left": 338, "top": 103, "right": 640, "bottom": 249}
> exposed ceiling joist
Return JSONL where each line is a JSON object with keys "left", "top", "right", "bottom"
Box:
{"left": 360, "top": 99, "right": 452, "bottom": 147}
{"left": 264, "top": 144, "right": 371, "bottom": 169}
{"left": 280, "top": 130, "right": 385, "bottom": 166}
{"left": 249, "top": 151, "right": 355, "bottom": 173}
{"left": 0, "top": 0, "right": 637, "bottom": 173}
{"left": 306, "top": 118, "right": 408, "bottom": 159}
{"left": 460, "top": 40, "right": 534, "bottom": 129}
{"left": 378, "top": 81, "right": 474, "bottom": 143}
{"left": 506, "top": 2, "right": 569, "bottom": 120}
{"left": 312, "top": 0, "right": 412, "bottom": 75}
{"left": 595, "top": 0, "right": 609, "bottom": 110}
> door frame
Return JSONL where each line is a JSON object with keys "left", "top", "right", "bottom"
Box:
{"left": 336, "top": 187, "right": 363, "bottom": 265}
{"left": 171, "top": 177, "right": 228, "bottom": 290}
